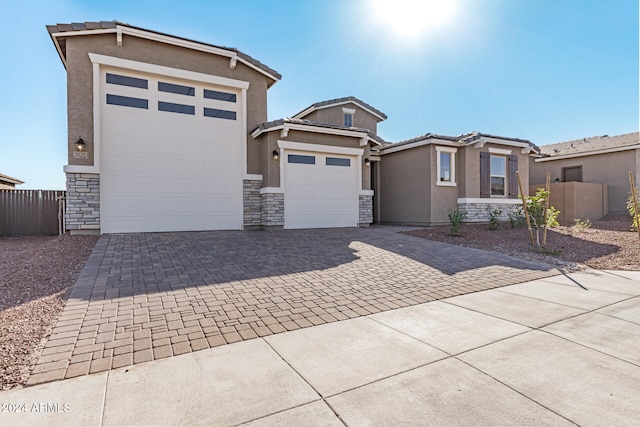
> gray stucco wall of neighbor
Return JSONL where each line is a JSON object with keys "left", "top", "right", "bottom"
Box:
{"left": 64, "top": 33, "right": 271, "bottom": 173}
{"left": 530, "top": 149, "right": 637, "bottom": 212}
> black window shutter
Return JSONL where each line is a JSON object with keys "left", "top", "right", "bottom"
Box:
{"left": 508, "top": 155, "right": 518, "bottom": 198}
{"left": 480, "top": 152, "right": 490, "bottom": 198}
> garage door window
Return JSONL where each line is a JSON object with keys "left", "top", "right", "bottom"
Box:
{"left": 158, "top": 81, "right": 195, "bottom": 96}
{"left": 158, "top": 101, "right": 195, "bottom": 115}
{"left": 204, "top": 89, "right": 236, "bottom": 103}
{"left": 288, "top": 154, "right": 315, "bottom": 164}
{"left": 326, "top": 157, "right": 350, "bottom": 167}
{"left": 203, "top": 108, "right": 236, "bottom": 120}
{"left": 106, "top": 73, "right": 148, "bottom": 89}
{"left": 106, "top": 94, "right": 148, "bottom": 109}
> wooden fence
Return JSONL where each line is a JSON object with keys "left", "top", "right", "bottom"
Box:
{"left": 0, "top": 190, "right": 66, "bottom": 237}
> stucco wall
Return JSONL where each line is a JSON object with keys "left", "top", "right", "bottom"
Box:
{"left": 64, "top": 33, "right": 271, "bottom": 173}
{"left": 378, "top": 145, "right": 431, "bottom": 224}
{"left": 305, "top": 104, "right": 379, "bottom": 134}
{"left": 530, "top": 149, "right": 638, "bottom": 212}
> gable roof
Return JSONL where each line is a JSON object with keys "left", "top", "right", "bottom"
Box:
{"left": 538, "top": 132, "right": 639, "bottom": 158}
{"left": 292, "top": 96, "right": 387, "bottom": 122}
{"left": 0, "top": 173, "right": 24, "bottom": 186}
{"left": 378, "top": 131, "right": 540, "bottom": 155}
{"left": 46, "top": 20, "right": 281, "bottom": 86}
{"left": 251, "top": 118, "right": 385, "bottom": 145}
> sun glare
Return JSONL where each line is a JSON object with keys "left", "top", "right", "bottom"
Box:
{"left": 373, "top": 0, "right": 455, "bottom": 38}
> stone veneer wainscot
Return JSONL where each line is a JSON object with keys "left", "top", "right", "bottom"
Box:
{"left": 66, "top": 173, "right": 100, "bottom": 234}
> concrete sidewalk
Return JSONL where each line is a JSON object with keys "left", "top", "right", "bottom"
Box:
{"left": 1, "top": 269, "right": 639, "bottom": 426}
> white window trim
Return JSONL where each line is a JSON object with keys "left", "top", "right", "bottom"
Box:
{"left": 436, "top": 146, "right": 457, "bottom": 187}
{"left": 490, "top": 155, "right": 507, "bottom": 197}
{"left": 342, "top": 107, "right": 355, "bottom": 127}
{"left": 488, "top": 147, "right": 512, "bottom": 155}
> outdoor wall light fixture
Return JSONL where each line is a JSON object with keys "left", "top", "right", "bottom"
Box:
{"left": 364, "top": 157, "right": 370, "bottom": 167}
{"left": 272, "top": 150, "right": 279, "bottom": 160}
{"left": 75, "top": 137, "right": 86, "bottom": 152}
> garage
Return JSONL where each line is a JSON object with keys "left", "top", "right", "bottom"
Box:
{"left": 283, "top": 148, "right": 359, "bottom": 229}
{"left": 99, "top": 66, "right": 244, "bottom": 233}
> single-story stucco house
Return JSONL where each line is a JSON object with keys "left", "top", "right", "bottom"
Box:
{"left": 0, "top": 173, "right": 24, "bottom": 190}
{"left": 373, "top": 133, "right": 540, "bottom": 225}
{"left": 530, "top": 132, "right": 639, "bottom": 220}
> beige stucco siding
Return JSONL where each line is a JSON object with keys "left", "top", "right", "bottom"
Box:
{"left": 65, "top": 33, "right": 270, "bottom": 171}
{"left": 378, "top": 146, "right": 431, "bottom": 224}
{"left": 300, "top": 105, "right": 379, "bottom": 134}
{"left": 531, "top": 149, "right": 637, "bottom": 212}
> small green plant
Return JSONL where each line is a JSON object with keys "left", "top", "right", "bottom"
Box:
{"left": 448, "top": 210, "right": 467, "bottom": 237}
{"left": 521, "top": 188, "right": 560, "bottom": 249}
{"left": 570, "top": 218, "right": 591, "bottom": 237}
{"left": 507, "top": 206, "right": 526, "bottom": 228}
{"left": 486, "top": 208, "right": 502, "bottom": 230}
{"left": 627, "top": 189, "right": 640, "bottom": 232}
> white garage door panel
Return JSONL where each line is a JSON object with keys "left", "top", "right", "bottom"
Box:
{"left": 100, "top": 67, "right": 243, "bottom": 233}
{"left": 284, "top": 151, "right": 358, "bottom": 229}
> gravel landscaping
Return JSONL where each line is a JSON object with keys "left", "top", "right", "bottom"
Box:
{"left": 404, "top": 214, "right": 640, "bottom": 271}
{"left": 0, "top": 234, "right": 98, "bottom": 390}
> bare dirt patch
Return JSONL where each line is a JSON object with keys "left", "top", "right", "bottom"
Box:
{"left": 404, "top": 217, "right": 639, "bottom": 271}
{"left": 0, "top": 234, "right": 98, "bottom": 390}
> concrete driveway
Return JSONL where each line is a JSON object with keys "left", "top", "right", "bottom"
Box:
{"left": 1, "top": 269, "right": 639, "bottom": 426}
{"left": 26, "top": 227, "right": 559, "bottom": 384}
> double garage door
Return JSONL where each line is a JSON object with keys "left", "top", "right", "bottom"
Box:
{"left": 98, "top": 65, "right": 360, "bottom": 233}
{"left": 99, "top": 67, "right": 243, "bottom": 233}
{"left": 284, "top": 150, "right": 359, "bottom": 229}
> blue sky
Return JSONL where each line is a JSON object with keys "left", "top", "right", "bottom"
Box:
{"left": 0, "top": 0, "right": 638, "bottom": 189}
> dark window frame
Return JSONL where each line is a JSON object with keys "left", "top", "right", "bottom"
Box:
{"left": 204, "top": 89, "right": 237, "bottom": 103}
{"left": 106, "top": 94, "right": 149, "bottom": 109}
{"left": 326, "top": 157, "right": 351, "bottom": 167}
{"left": 287, "top": 154, "right": 316, "bottom": 165}
{"left": 158, "top": 101, "right": 195, "bottom": 115}
{"left": 106, "top": 73, "right": 148, "bottom": 89}
{"left": 158, "top": 81, "right": 195, "bottom": 96}
{"left": 203, "top": 108, "right": 236, "bottom": 120}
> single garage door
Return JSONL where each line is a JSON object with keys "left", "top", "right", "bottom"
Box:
{"left": 99, "top": 67, "right": 243, "bottom": 233}
{"left": 284, "top": 150, "right": 359, "bottom": 229}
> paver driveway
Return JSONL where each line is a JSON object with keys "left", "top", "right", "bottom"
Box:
{"left": 28, "top": 227, "right": 559, "bottom": 385}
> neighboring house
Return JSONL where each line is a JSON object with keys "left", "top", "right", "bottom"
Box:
{"left": 0, "top": 173, "right": 24, "bottom": 190}
{"left": 531, "top": 132, "right": 640, "bottom": 213}
{"left": 373, "top": 133, "right": 540, "bottom": 224}
{"left": 48, "top": 21, "right": 380, "bottom": 234}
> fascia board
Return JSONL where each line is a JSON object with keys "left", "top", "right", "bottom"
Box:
{"left": 293, "top": 100, "right": 386, "bottom": 121}
{"left": 535, "top": 144, "right": 640, "bottom": 162}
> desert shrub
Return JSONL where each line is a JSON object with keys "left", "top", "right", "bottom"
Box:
{"left": 448, "top": 210, "right": 467, "bottom": 237}
{"left": 486, "top": 208, "right": 502, "bottom": 230}
{"left": 507, "top": 207, "right": 526, "bottom": 228}
{"left": 521, "top": 188, "right": 561, "bottom": 249}
{"left": 570, "top": 218, "right": 591, "bottom": 237}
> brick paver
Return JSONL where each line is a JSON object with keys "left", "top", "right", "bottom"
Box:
{"left": 27, "top": 227, "right": 559, "bottom": 385}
